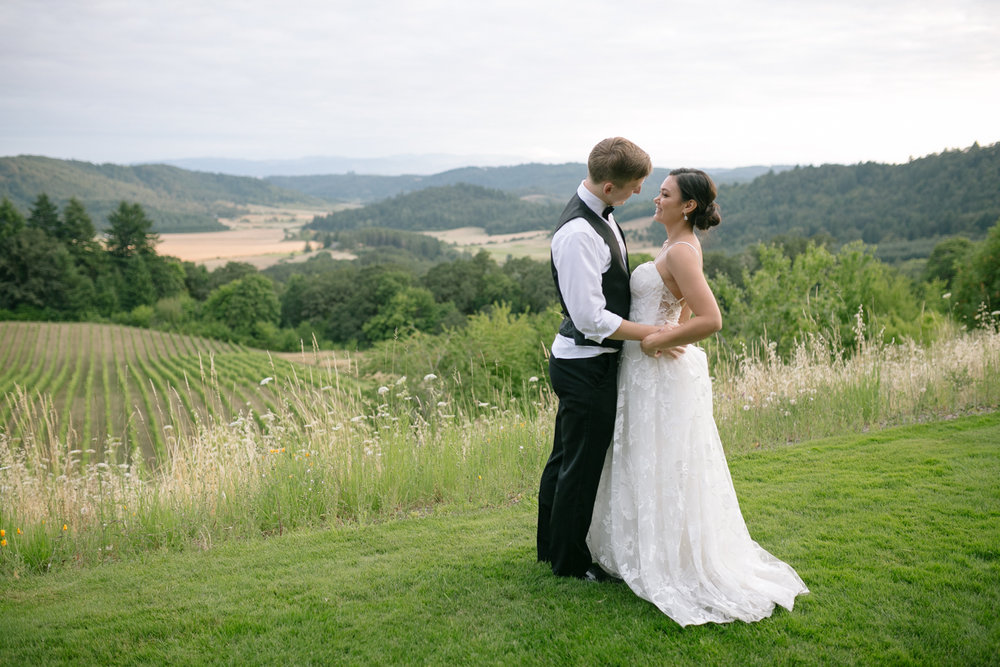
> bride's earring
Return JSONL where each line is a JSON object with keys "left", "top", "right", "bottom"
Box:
{"left": 683, "top": 212, "right": 689, "bottom": 221}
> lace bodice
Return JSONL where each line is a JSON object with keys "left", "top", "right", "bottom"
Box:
{"left": 630, "top": 261, "right": 683, "bottom": 327}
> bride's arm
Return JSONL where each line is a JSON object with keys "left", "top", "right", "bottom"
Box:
{"left": 640, "top": 246, "right": 722, "bottom": 355}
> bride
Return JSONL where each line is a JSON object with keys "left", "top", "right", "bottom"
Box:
{"left": 586, "top": 168, "right": 808, "bottom": 626}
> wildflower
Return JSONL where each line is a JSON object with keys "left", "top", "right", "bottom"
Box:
{"left": 260, "top": 377, "right": 274, "bottom": 386}
{"left": 942, "top": 293, "right": 951, "bottom": 300}
{"left": 478, "top": 401, "right": 489, "bottom": 407}
{"left": 528, "top": 376, "right": 539, "bottom": 383}
{"left": 377, "top": 386, "right": 390, "bottom": 395}
{"left": 17, "top": 528, "right": 22, "bottom": 535}
{"left": 0, "top": 539, "right": 5, "bottom": 547}
{"left": 395, "top": 376, "right": 407, "bottom": 385}
{"left": 62, "top": 524, "right": 68, "bottom": 531}
{"left": 423, "top": 373, "right": 438, "bottom": 382}
{"left": 0, "top": 529, "right": 4, "bottom": 537}
{"left": 743, "top": 405, "right": 750, "bottom": 411}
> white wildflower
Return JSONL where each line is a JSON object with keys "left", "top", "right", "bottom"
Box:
{"left": 423, "top": 373, "right": 438, "bottom": 382}
{"left": 377, "top": 386, "right": 390, "bottom": 395}
{"left": 528, "top": 376, "right": 539, "bottom": 383}
{"left": 260, "top": 377, "right": 273, "bottom": 386}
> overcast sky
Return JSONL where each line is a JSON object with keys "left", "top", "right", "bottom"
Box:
{"left": 2, "top": 0, "right": 998, "bottom": 171}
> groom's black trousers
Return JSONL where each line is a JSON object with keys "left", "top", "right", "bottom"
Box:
{"left": 537, "top": 351, "right": 620, "bottom": 577}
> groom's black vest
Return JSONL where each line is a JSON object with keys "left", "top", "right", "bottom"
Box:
{"left": 550, "top": 194, "right": 631, "bottom": 350}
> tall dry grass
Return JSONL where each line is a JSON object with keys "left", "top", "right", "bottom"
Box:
{"left": 2, "top": 321, "right": 998, "bottom": 572}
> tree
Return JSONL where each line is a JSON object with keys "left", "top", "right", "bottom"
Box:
{"left": 105, "top": 201, "right": 159, "bottom": 258}
{"left": 953, "top": 218, "right": 1000, "bottom": 327}
{"left": 61, "top": 198, "right": 97, "bottom": 247}
{"left": 0, "top": 197, "right": 25, "bottom": 240}
{"left": 27, "top": 193, "right": 61, "bottom": 237}
{"left": 924, "top": 236, "right": 973, "bottom": 289}
{"left": 361, "top": 286, "right": 455, "bottom": 341}
{"left": 208, "top": 261, "right": 258, "bottom": 291}
{"left": 204, "top": 274, "right": 281, "bottom": 341}
{"left": 0, "top": 228, "right": 93, "bottom": 314}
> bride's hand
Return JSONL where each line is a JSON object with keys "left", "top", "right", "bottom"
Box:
{"left": 658, "top": 345, "right": 686, "bottom": 359}
{"left": 641, "top": 325, "right": 685, "bottom": 359}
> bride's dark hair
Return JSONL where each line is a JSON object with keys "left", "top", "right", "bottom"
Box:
{"left": 670, "top": 168, "right": 722, "bottom": 231}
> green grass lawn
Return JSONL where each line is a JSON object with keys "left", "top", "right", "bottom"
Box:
{"left": 2, "top": 414, "right": 998, "bottom": 665}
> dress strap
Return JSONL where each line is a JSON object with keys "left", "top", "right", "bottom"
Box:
{"left": 665, "top": 240, "right": 700, "bottom": 256}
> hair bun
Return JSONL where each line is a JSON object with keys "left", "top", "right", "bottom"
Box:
{"left": 693, "top": 202, "right": 722, "bottom": 230}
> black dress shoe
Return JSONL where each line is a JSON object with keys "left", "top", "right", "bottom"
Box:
{"left": 580, "top": 565, "right": 624, "bottom": 583}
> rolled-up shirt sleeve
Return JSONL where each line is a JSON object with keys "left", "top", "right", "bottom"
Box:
{"left": 551, "top": 220, "right": 625, "bottom": 344}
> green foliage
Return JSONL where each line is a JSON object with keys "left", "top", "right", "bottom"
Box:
{"left": 708, "top": 143, "right": 1000, "bottom": 256}
{"left": 307, "top": 183, "right": 562, "bottom": 235}
{"left": 716, "top": 241, "right": 943, "bottom": 357}
{"left": 27, "top": 193, "right": 61, "bottom": 237}
{"left": 105, "top": 201, "right": 159, "bottom": 258}
{"left": 325, "top": 227, "right": 453, "bottom": 262}
{"left": 365, "top": 304, "right": 563, "bottom": 401}
{"left": 204, "top": 273, "right": 281, "bottom": 343}
{"left": 952, "top": 217, "right": 1000, "bottom": 327}
{"left": 923, "top": 236, "right": 973, "bottom": 288}
{"left": 0, "top": 228, "right": 93, "bottom": 316}
{"left": 60, "top": 198, "right": 97, "bottom": 247}
{"left": 0, "top": 156, "right": 325, "bottom": 233}
{"left": 361, "top": 286, "right": 458, "bottom": 341}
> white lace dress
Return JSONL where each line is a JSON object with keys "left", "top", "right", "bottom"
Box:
{"left": 587, "top": 259, "right": 808, "bottom": 626}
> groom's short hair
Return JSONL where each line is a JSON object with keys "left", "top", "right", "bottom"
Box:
{"left": 588, "top": 137, "right": 652, "bottom": 187}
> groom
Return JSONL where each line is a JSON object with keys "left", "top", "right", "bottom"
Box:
{"left": 537, "top": 137, "right": 662, "bottom": 581}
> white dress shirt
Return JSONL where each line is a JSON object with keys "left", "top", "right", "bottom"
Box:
{"left": 550, "top": 182, "right": 628, "bottom": 359}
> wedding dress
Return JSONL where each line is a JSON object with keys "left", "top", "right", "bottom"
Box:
{"left": 587, "top": 254, "right": 808, "bottom": 626}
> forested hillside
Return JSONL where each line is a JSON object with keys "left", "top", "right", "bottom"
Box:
{"left": 304, "top": 142, "right": 1000, "bottom": 262}
{"left": 306, "top": 184, "right": 564, "bottom": 235}
{"left": 702, "top": 142, "right": 1000, "bottom": 258}
{"left": 0, "top": 156, "right": 327, "bottom": 232}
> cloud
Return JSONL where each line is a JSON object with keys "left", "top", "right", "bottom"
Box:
{"left": 1, "top": 0, "right": 998, "bottom": 168}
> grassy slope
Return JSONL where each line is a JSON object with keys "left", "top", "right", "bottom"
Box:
{"left": 2, "top": 414, "right": 998, "bottom": 665}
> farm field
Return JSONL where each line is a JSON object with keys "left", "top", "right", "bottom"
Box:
{"left": 423, "top": 217, "right": 662, "bottom": 262}
{"left": 0, "top": 321, "right": 348, "bottom": 465}
{"left": 158, "top": 201, "right": 662, "bottom": 268}
{"left": 157, "top": 205, "right": 354, "bottom": 269}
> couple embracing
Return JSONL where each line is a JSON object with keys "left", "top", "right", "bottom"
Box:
{"left": 537, "top": 137, "right": 808, "bottom": 627}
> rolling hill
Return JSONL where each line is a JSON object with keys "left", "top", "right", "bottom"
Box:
{"left": 0, "top": 156, "right": 329, "bottom": 232}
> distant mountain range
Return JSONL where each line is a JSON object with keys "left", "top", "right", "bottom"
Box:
{"left": 267, "top": 164, "right": 792, "bottom": 204}
{"left": 147, "top": 154, "right": 535, "bottom": 177}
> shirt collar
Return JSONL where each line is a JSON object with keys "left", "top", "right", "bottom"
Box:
{"left": 577, "top": 181, "right": 610, "bottom": 219}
